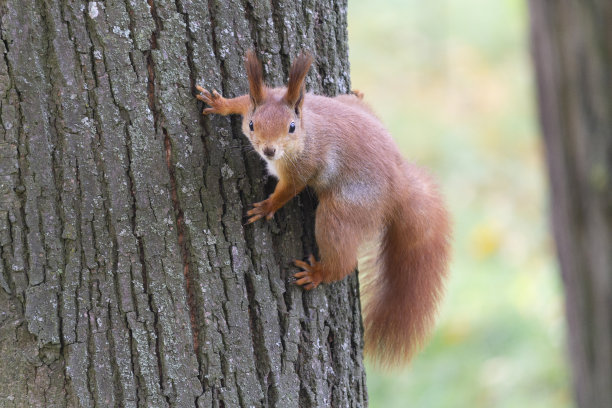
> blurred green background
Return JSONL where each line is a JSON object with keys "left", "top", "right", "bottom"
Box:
{"left": 346, "top": 0, "right": 573, "bottom": 407}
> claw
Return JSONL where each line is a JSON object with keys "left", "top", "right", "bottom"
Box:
{"left": 196, "top": 89, "right": 213, "bottom": 106}
{"left": 293, "top": 259, "right": 310, "bottom": 270}
{"left": 196, "top": 86, "right": 211, "bottom": 99}
{"left": 293, "top": 255, "right": 323, "bottom": 290}
{"left": 295, "top": 276, "right": 312, "bottom": 285}
{"left": 246, "top": 214, "right": 263, "bottom": 224}
{"left": 245, "top": 199, "right": 275, "bottom": 224}
{"left": 195, "top": 85, "right": 227, "bottom": 115}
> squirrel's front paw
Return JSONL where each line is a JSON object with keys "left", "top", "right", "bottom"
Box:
{"left": 293, "top": 255, "right": 323, "bottom": 290}
{"left": 196, "top": 85, "right": 228, "bottom": 115}
{"left": 246, "top": 199, "right": 276, "bottom": 224}
{"left": 351, "top": 89, "right": 365, "bottom": 100}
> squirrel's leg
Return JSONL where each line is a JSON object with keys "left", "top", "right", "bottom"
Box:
{"left": 246, "top": 178, "right": 305, "bottom": 224}
{"left": 294, "top": 200, "right": 369, "bottom": 290}
{"left": 196, "top": 85, "right": 250, "bottom": 116}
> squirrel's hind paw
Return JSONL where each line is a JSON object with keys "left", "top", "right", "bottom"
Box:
{"left": 293, "top": 255, "right": 323, "bottom": 290}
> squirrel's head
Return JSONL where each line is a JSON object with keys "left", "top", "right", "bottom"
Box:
{"left": 242, "top": 50, "right": 313, "bottom": 162}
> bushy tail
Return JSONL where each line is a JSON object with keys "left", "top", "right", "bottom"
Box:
{"left": 363, "top": 165, "right": 451, "bottom": 367}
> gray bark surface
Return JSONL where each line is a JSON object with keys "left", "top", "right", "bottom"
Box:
{"left": 0, "top": 0, "right": 367, "bottom": 407}
{"left": 529, "top": 1, "right": 612, "bottom": 407}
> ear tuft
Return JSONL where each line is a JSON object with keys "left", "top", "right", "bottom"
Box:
{"left": 245, "top": 49, "right": 266, "bottom": 106}
{"left": 284, "top": 51, "right": 313, "bottom": 112}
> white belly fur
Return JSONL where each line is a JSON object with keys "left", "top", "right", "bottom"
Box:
{"left": 263, "top": 157, "right": 279, "bottom": 178}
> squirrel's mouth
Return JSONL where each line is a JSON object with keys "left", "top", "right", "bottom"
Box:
{"left": 262, "top": 149, "right": 283, "bottom": 161}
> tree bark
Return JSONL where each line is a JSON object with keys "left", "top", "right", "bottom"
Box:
{"left": 0, "top": 0, "right": 367, "bottom": 407}
{"left": 528, "top": 1, "right": 612, "bottom": 407}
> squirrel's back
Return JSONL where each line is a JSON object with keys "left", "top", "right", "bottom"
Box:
{"left": 302, "top": 92, "right": 450, "bottom": 366}
{"left": 301, "top": 93, "right": 403, "bottom": 206}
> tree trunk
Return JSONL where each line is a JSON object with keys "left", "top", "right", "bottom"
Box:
{"left": 0, "top": 0, "right": 367, "bottom": 407}
{"left": 528, "top": 2, "right": 612, "bottom": 407}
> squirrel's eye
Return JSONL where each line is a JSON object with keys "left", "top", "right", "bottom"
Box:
{"left": 289, "top": 122, "right": 296, "bottom": 133}
{"left": 249, "top": 121, "right": 254, "bottom": 131}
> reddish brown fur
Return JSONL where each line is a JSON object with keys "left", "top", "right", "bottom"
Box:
{"left": 196, "top": 51, "right": 451, "bottom": 367}
{"left": 245, "top": 50, "right": 266, "bottom": 105}
{"left": 363, "top": 164, "right": 450, "bottom": 366}
{"left": 284, "top": 52, "right": 314, "bottom": 110}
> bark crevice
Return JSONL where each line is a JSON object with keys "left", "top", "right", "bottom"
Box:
{"left": 0, "top": 0, "right": 366, "bottom": 406}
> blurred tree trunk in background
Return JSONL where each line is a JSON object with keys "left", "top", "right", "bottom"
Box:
{"left": 0, "top": 0, "right": 367, "bottom": 407}
{"left": 529, "top": 2, "right": 612, "bottom": 407}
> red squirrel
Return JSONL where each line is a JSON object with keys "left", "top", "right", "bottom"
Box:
{"left": 196, "top": 51, "right": 450, "bottom": 366}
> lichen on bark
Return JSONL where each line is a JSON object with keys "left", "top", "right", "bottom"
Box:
{"left": 0, "top": 0, "right": 367, "bottom": 407}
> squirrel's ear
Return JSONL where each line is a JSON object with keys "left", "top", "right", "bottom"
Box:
{"left": 284, "top": 52, "right": 313, "bottom": 114}
{"left": 245, "top": 50, "right": 266, "bottom": 106}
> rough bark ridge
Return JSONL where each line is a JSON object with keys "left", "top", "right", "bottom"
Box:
{"left": 0, "top": 0, "right": 367, "bottom": 407}
{"left": 529, "top": 1, "right": 612, "bottom": 407}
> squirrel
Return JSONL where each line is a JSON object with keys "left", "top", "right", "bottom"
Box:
{"left": 196, "top": 50, "right": 451, "bottom": 367}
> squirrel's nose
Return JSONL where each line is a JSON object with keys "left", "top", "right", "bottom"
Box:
{"left": 263, "top": 147, "right": 276, "bottom": 158}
